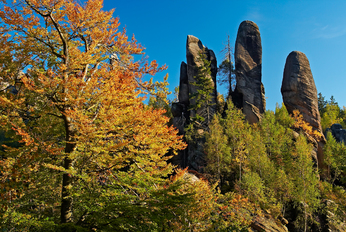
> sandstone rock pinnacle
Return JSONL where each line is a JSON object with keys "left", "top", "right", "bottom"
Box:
{"left": 171, "top": 35, "right": 217, "bottom": 171}
{"left": 281, "top": 51, "right": 322, "bottom": 134}
{"left": 281, "top": 51, "right": 325, "bottom": 167}
{"left": 232, "top": 20, "right": 265, "bottom": 123}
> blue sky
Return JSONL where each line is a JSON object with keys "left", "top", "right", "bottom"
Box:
{"left": 102, "top": 0, "right": 346, "bottom": 110}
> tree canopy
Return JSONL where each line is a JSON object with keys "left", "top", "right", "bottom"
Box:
{"left": 0, "top": 0, "right": 206, "bottom": 230}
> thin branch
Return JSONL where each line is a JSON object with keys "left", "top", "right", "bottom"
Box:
{"left": 25, "top": 0, "right": 68, "bottom": 64}
{"left": 47, "top": 112, "right": 64, "bottom": 119}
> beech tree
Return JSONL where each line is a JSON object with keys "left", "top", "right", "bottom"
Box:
{"left": 0, "top": 0, "right": 191, "bottom": 230}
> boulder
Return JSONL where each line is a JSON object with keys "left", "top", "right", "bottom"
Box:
{"left": 325, "top": 123, "right": 346, "bottom": 144}
{"left": 232, "top": 20, "right": 265, "bottom": 123}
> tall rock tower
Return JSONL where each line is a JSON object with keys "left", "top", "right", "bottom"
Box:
{"left": 281, "top": 51, "right": 325, "bottom": 167}
{"left": 171, "top": 35, "right": 217, "bottom": 171}
{"left": 186, "top": 35, "right": 218, "bottom": 120}
{"left": 232, "top": 20, "right": 265, "bottom": 123}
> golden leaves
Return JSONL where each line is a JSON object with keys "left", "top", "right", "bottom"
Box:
{"left": 292, "top": 110, "right": 322, "bottom": 140}
{"left": 0, "top": 0, "right": 186, "bottom": 228}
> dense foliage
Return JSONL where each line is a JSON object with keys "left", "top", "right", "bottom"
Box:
{"left": 1, "top": 1, "right": 346, "bottom": 231}
{"left": 0, "top": 0, "right": 211, "bottom": 231}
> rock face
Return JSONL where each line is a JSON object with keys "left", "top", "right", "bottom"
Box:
{"left": 232, "top": 20, "right": 265, "bottom": 123}
{"left": 171, "top": 35, "right": 217, "bottom": 171}
{"left": 186, "top": 35, "right": 218, "bottom": 119}
{"left": 281, "top": 51, "right": 322, "bottom": 134}
{"left": 250, "top": 215, "right": 288, "bottom": 232}
{"left": 326, "top": 124, "right": 346, "bottom": 144}
{"left": 281, "top": 51, "right": 325, "bottom": 167}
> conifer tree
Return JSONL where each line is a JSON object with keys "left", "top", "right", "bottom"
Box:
{"left": 189, "top": 51, "right": 216, "bottom": 131}
{"left": 185, "top": 51, "right": 216, "bottom": 150}
{"left": 218, "top": 35, "right": 235, "bottom": 93}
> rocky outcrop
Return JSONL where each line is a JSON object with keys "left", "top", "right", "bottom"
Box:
{"left": 325, "top": 124, "right": 346, "bottom": 144}
{"left": 186, "top": 35, "right": 218, "bottom": 119}
{"left": 250, "top": 215, "right": 288, "bottom": 232}
{"left": 232, "top": 20, "right": 265, "bottom": 123}
{"left": 281, "top": 51, "right": 322, "bottom": 134}
{"left": 171, "top": 35, "right": 217, "bottom": 171}
{"left": 281, "top": 51, "right": 325, "bottom": 167}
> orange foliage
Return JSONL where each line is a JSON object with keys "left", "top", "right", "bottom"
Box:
{"left": 0, "top": 0, "right": 185, "bottom": 227}
{"left": 292, "top": 110, "right": 322, "bottom": 141}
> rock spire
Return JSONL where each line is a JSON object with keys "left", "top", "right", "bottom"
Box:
{"left": 232, "top": 20, "right": 265, "bottom": 123}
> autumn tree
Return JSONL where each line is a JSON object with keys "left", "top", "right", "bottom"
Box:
{"left": 289, "top": 136, "right": 320, "bottom": 232}
{"left": 0, "top": 0, "right": 194, "bottom": 230}
{"left": 324, "top": 131, "right": 346, "bottom": 185}
{"left": 204, "top": 113, "right": 230, "bottom": 189}
{"left": 321, "top": 103, "right": 343, "bottom": 131}
{"left": 223, "top": 101, "right": 251, "bottom": 187}
{"left": 204, "top": 101, "right": 250, "bottom": 192}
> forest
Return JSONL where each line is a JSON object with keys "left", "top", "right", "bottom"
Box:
{"left": 0, "top": 0, "right": 346, "bottom": 231}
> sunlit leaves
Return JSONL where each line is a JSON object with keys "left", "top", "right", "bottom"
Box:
{"left": 0, "top": 0, "right": 186, "bottom": 230}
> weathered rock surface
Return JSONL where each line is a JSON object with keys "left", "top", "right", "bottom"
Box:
{"left": 232, "top": 20, "right": 265, "bottom": 123}
{"left": 171, "top": 35, "right": 217, "bottom": 171}
{"left": 178, "top": 62, "right": 189, "bottom": 106}
{"left": 250, "top": 215, "right": 288, "bottom": 232}
{"left": 325, "top": 123, "right": 346, "bottom": 144}
{"left": 186, "top": 35, "right": 217, "bottom": 119}
{"left": 281, "top": 51, "right": 322, "bottom": 134}
{"left": 281, "top": 51, "right": 325, "bottom": 167}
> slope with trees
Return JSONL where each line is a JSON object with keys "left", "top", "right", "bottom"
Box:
{"left": 0, "top": 0, "right": 218, "bottom": 230}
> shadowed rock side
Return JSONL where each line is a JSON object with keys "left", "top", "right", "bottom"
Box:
{"left": 326, "top": 124, "right": 346, "bottom": 144}
{"left": 170, "top": 62, "right": 189, "bottom": 167}
{"left": 281, "top": 51, "right": 325, "bottom": 167}
{"left": 232, "top": 20, "right": 265, "bottom": 123}
{"left": 171, "top": 35, "right": 217, "bottom": 171}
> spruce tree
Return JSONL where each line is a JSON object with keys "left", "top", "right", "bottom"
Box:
{"left": 185, "top": 51, "right": 216, "bottom": 144}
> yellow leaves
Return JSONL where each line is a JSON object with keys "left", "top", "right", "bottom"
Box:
{"left": 292, "top": 110, "right": 322, "bottom": 140}
{"left": 0, "top": 0, "right": 186, "bottom": 227}
{"left": 42, "top": 163, "right": 71, "bottom": 173}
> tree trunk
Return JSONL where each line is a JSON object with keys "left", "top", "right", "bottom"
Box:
{"left": 61, "top": 116, "right": 76, "bottom": 223}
